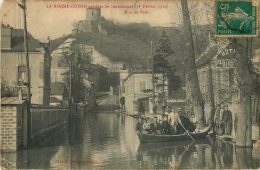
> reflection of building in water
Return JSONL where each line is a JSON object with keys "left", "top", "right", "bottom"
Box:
{"left": 137, "top": 139, "right": 245, "bottom": 169}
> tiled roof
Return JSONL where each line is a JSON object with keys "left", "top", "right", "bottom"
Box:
{"left": 1, "top": 28, "right": 42, "bottom": 52}
{"left": 196, "top": 40, "right": 218, "bottom": 68}
{"left": 1, "top": 97, "right": 26, "bottom": 105}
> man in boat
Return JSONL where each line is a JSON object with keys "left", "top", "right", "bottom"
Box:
{"left": 221, "top": 105, "right": 232, "bottom": 135}
{"left": 161, "top": 114, "right": 170, "bottom": 135}
{"left": 136, "top": 117, "right": 143, "bottom": 133}
{"left": 143, "top": 118, "right": 153, "bottom": 134}
{"left": 168, "top": 107, "right": 183, "bottom": 135}
{"left": 178, "top": 112, "right": 194, "bottom": 134}
{"left": 150, "top": 117, "right": 159, "bottom": 134}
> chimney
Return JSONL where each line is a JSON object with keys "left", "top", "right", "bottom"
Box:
{"left": 18, "top": 89, "right": 23, "bottom": 100}
{"left": 1, "top": 24, "right": 13, "bottom": 50}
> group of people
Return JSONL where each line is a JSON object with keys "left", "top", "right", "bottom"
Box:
{"left": 214, "top": 105, "right": 233, "bottom": 135}
{"left": 136, "top": 106, "right": 196, "bottom": 135}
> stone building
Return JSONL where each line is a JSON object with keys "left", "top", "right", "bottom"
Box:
{"left": 72, "top": 8, "right": 107, "bottom": 35}
{"left": 1, "top": 24, "right": 52, "bottom": 105}
{"left": 187, "top": 37, "right": 260, "bottom": 138}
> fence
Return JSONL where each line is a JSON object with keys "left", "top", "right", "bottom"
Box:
{"left": 30, "top": 107, "right": 69, "bottom": 139}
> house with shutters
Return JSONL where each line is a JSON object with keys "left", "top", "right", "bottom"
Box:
{"left": 123, "top": 71, "right": 153, "bottom": 115}
{"left": 1, "top": 24, "right": 52, "bottom": 105}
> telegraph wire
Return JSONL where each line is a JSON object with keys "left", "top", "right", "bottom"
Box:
{"left": 14, "top": 2, "right": 16, "bottom": 28}
{"left": 26, "top": 5, "right": 48, "bottom": 39}
{"left": 26, "top": 6, "right": 47, "bottom": 38}
{"left": 28, "top": 2, "right": 49, "bottom": 38}
{"left": 3, "top": 3, "right": 16, "bottom": 16}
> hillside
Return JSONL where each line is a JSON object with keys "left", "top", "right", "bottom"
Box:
{"left": 49, "top": 20, "right": 210, "bottom": 72}
{"left": 71, "top": 32, "right": 149, "bottom": 65}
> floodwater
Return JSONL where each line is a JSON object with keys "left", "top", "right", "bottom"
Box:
{"left": 1, "top": 111, "right": 259, "bottom": 169}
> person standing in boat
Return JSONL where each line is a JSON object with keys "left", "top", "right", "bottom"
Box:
{"left": 136, "top": 118, "right": 143, "bottom": 133}
{"left": 168, "top": 107, "right": 182, "bottom": 135}
{"left": 221, "top": 105, "right": 232, "bottom": 135}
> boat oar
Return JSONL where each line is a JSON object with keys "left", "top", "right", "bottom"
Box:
{"left": 180, "top": 123, "right": 195, "bottom": 141}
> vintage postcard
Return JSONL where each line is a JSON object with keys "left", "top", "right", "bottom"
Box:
{"left": 1, "top": 0, "right": 260, "bottom": 169}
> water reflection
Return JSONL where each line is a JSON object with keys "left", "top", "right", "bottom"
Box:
{"left": 1, "top": 112, "right": 259, "bottom": 169}
{"left": 137, "top": 138, "right": 211, "bottom": 169}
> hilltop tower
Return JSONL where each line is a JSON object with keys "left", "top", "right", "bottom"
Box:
{"left": 76, "top": 8, "right": 100, "bottom": 34}
{"left": 73, "top": 8, "right": 107, "bottom": 35}
{"left": 86, "top": 8, "right": 101, "bottom": 22}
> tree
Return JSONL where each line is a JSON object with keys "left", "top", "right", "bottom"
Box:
{"left": 231, "top": 37, "right": 253, "bottom": 147}
{"left": 181, "top": 0, "right": 205, "bottom": 128}
{"left": 153, "top": 30, "right": 177, "bottom": 97}
{"left": 63, "top": 43, "right": 92, "bottom": 104}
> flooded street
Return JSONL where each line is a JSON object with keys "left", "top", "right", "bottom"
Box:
{"left": 1, "top": 97, "right": 260, "bottom": 169}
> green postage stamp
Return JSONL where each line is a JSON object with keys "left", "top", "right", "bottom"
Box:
{"left": 216, "top": 1, "right": 258, "bottom": 37}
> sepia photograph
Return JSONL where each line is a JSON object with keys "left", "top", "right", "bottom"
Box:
{"left": 1, "top": 0, "right": 260, "bottom": 169}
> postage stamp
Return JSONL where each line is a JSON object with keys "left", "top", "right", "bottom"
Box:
{"left": 215, "top": 1, "right": 258, "bottom": 37}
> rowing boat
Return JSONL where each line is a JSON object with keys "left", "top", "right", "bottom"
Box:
{"left": 137, "top": 124, "right": 211, "bottom": 143}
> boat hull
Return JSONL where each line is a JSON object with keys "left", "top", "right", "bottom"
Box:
{"left": 137, "top": 125, "right": 211, "bottom": 143}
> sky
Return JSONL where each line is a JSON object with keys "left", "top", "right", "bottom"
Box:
{"left": 1, "top": 0, "right": 213, "bottom": 40}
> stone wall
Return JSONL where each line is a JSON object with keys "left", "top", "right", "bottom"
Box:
{"left": 1, "top": 104, "right": 69, "bottom": 152}
{"left": 1, "top": 106, "right": 18, "bottom": 152}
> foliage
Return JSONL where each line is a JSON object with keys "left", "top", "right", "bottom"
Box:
{"left": 153, "top": 30, "right": 182, "bottom": 96}
{"left": 50, "top": 19, "right": 210, "bottom": 96}
{"left": 100, "top": 17, "right": 151, "bottom": 42}
{"left": 1, "top": 79, "right": 18, "bottom": 97}
{"left": 99, "top": 66, "right": 119, "bottom": 92}
{"left": 71, "top": 32, "right": 148, "bottom": 65}
{"left": 154, "top": 30, "right": 174, "bottom": 72}
{"left": 62, "top": 43, "right": 93, "bottom": 103}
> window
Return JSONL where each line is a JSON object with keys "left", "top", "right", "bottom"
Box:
{"left": 18, "top": 66, "right": 26, "bottom": 86}
{"left": 140, "top": 81, "right": 146, "bottom": 92}
{"left": 229, "top": 68, "right": 235, "bottom": 87}
{"left": 221, "top": 69, "right": 229, "bottom": 88}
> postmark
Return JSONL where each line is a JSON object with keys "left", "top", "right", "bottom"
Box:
{"left": 215, "top": 1, "right": 258, "bottom": 37}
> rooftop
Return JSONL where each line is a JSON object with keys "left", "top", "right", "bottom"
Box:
{"left": 1, "top": 26, "right": 43, "bottom": 52}
{"left": 1, "top": 97, "right": 26, "bottom": 105}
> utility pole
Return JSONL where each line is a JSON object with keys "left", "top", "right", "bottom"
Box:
{"left": 151, "top": 41, "right": 155, "bottom": 104}
{"left": 69, "top": 60, "right": 72, "bottom": 102}
{"left": 19, "top": 0, "right": 31, "bottom": 147}
{"left": 69, "top": 58, "right": 73, "bottom": 115}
